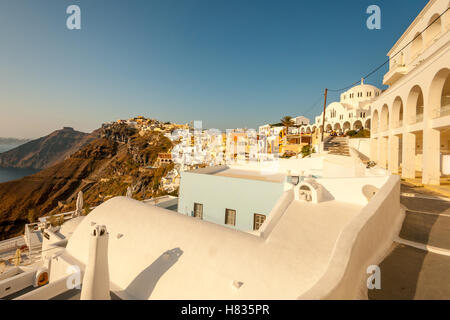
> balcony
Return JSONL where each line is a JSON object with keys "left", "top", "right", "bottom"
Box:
{"left": 379, "top": 125, "right": 389, "bottom": 133}
{"left": 383, "top": 63, "right": 407, "bottom": 86}
{"left": 432, "top": 104, "right": 450, "bottom": 119}
{"left": 393, "top": 120, "right": 403, "bottom": 128}
{"left": 414, "top": 113, "right": 424, "bottom": 124}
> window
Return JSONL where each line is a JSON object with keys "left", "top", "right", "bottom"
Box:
{"left": 253, "top": 214, "right": 267, "bottom": 231}
{"left": 225, "top": 208, "right": 236, "bottom": 226}
{"left": 193, "top": 203, "right": 203, "bottom": 219}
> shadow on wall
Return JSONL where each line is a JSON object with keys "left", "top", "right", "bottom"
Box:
{"left": 126, "top": 247, "right": 183, "bottom": 299}
{"left": 320, "top": 186, "right": 335, "bottom": 202}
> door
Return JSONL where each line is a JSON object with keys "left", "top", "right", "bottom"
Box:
{"left": 193, "top": 203, "right": 203, "bottom": 219}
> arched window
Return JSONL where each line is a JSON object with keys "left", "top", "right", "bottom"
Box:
{"left": 410, "top": 32, "right": 423, "bottom": 61}
{"left": 426, "top": 14, "right": 442, "bottom": 46}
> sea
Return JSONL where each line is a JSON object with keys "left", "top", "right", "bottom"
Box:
{"left": 0, "top": 144, "right": 39, "bottom": 183}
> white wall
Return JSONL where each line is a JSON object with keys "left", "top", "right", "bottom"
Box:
{"left": 348, "top": 138, "right": 371, "bottom": 158}
{"left": 299, "top": 175, "right": 403, "bottom": 299}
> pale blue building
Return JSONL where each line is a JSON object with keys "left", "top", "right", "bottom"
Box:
{"left": 178, "top": 166, "right": 285, "bottom": 231}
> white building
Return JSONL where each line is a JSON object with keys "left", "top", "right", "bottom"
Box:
{"left": 370, "top": 0, "right": 450, "bottom": 185}
{"left": 312, "top": 80, "right": 381, "bottom": 134}
{"left": 293, "top": 116, "right": 310, "bottom": 126}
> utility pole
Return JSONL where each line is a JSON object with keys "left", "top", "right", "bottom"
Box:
{"left": 321, "top": 88, "right": 328, "bottom": 142}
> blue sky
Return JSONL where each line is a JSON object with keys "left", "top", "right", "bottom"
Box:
{"left": 0, "top": 0, "right": 429, "bottom": 138}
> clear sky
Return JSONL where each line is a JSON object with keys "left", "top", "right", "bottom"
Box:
{"left": 0, "top": 0, "right": 429, "bottom": 138}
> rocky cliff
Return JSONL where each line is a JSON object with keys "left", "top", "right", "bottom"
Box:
{"left": 0, "top": 126, "right": 174, "bottom": 240}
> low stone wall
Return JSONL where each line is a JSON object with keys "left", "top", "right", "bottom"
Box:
{"left": 0, "top": 268, "right": 35, "bottom": 299}
{"left": 348, "top": 138, "right": 370, "bottom": 158}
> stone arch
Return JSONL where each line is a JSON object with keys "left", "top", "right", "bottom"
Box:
{"left": 392, "top": 96, "right": 404, "bottom": 128}
{"left": 306, "top": 127, "right": 311, "bottom": 134}
{"left": 334, "top": 123, "right": 341, "bottom": 131}
{"left": 325, "top": 124, "right": 332, "bottom": 132}
{"left": 343, "top": 121, "right": 351, "bottom": 132}
{"left": 372, "top": 110, "right": 379, "bottom": 133}
{"left": 353, "top": 120, "right": 363, "bottom": 130}
{"left": 406, "top": 85, "right": 424, "bottom": 124}
{"left": 365, "top": 118, "right": 371, "bottom": 130}
{"left": 426, "top": 13, "right": 442, "bottom": 45}
{"left": 380, "top": 104, "right": 389, "bottom": 131}
{"left": 312, "top": 125, "right": 316, "bottom": 133}
{"left": 429, "top": 68, "right": 450, "bottom": 119}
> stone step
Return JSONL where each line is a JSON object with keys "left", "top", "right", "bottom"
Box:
{"left": 368, "top": 244, "right": 450, "bottom": 300}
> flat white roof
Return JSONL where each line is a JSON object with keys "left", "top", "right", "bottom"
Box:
{"left": 211, "top": 168, "right": 286, "bottom": 183}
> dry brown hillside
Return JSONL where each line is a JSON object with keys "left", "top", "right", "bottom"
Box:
{"left": 0, "top": 129, "right": 174, "bottom": 240}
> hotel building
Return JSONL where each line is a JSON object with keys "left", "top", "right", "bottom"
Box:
{"left": 370, "top": 0, "right": 450, "bottom": 185}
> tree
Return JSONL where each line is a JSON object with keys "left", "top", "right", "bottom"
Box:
{"left": 83, "top": 204, "right": 92, "bottom": 216}
{"left": 301, "top": 145, "right": 314, "bottom": 158}
{"left": 280, "top": 116, "right": 293, "bottom": 136}
{"left": 280, "top": 116, "right": 293, "bottom": 148}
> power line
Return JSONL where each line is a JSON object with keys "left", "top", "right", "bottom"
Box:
{"left": 303, "top": 94, "right": 324, "bottom": 119}
{"left": 328, "top": 7, "right": 449, "bottom": 93}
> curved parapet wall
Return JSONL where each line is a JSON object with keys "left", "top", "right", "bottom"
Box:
{"left": 299, "top": 175, "right": 404, "bottom": 299}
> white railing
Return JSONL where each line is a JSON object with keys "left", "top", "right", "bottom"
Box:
{"left": 393, "top": 120, "right": 403, "bottom": 128}
{"left": 432, "top": 104, "right": 450, "bottom": 119}
{"left": 415, "top": 113, "right": 424, "bottom": 123}
{"left": 0, "top": 236, "right": 25, "bottom": 255}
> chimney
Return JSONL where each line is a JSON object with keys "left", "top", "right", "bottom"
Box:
{"left": 80, "top": 225, "right": 111, "bottom": 300}
{"left": 361, "top": 78, "right": 364, "bottom": 85}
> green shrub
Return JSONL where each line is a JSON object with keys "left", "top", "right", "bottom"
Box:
{"left": 301, "top": 145, "right": 314, "bottom": 158}
{"left": 348, "top": 129, "right": 370, "bottom": 138}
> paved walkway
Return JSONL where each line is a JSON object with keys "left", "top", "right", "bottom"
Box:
{"left": 368, "top": 183, "right": 450, "bottom": 299}
{"left": 402, "top": 174, "right": 450, "bottom": 198}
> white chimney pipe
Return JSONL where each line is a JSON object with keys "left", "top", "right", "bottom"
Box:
{"left": 80, "top": 225, "right": 110, "bottom": 300}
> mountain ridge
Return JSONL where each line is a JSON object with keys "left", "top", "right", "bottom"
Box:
{"left": 0, "top": 127, "right": 99, "bottom": 169}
